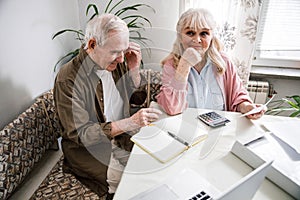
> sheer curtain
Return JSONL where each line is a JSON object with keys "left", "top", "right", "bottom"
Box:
{"left": 180, "top": 0, "right": 262, "bottom": 85}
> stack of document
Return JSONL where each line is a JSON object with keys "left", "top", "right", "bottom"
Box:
{"left": 231, "top": 120, "right": 300, "bottom": 199}
{"left": 263, "top": 121, "right": 300, "bottom": 154}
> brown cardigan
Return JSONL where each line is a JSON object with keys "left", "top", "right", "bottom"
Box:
{"left": 53, "top": 47, "right": 146, "bottom": 196}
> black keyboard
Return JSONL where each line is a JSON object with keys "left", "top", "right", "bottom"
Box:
{"left": 189, "top": 191, "right": 212, "bottom": 200}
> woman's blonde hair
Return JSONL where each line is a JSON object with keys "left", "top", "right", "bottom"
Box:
{"left": 163, "top": 8, "right": 226, "bottom": 74}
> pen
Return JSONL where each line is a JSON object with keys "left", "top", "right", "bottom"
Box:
{"left": 167, "top": 131, "right": 189, "bottom": 146}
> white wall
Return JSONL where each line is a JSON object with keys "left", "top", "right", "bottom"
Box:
{"left": 137, "top": 0, "right": 179, "bottom": 71}
{"left": 0, "top": 0, "right": 80, "bottom": 129}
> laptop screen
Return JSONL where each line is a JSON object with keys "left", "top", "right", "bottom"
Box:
{"left": 129, "top": 161, "right": 273, "bottom": 200}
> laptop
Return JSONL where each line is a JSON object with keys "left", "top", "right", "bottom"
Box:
{"left": 129, "top": 160, "right": 273, "bottom": 200}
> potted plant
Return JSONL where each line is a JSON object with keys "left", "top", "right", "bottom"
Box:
{"left": 266, "top": 95, "right": 300, "bottom": 117}
{"left": 52, "top": 0, "right": 155, "bottom": 72}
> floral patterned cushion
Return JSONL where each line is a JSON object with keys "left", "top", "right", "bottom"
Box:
{"left": 0, "top": 90, "right": 61, "bottom": 200}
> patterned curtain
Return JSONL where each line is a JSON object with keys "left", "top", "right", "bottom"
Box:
{"left": 180, "top": 0, "right": 262, "bottom": 85}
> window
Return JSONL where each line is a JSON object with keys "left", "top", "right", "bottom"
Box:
{"left": 253, "top": 0, "right": 300, "bottom": 69}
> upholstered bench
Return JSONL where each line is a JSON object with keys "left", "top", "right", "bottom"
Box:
{"left": 0, "top": 69, "right": 162, "bottom": 200}
{"left": 0, "top": 90, "right": 101, "bottom": 199}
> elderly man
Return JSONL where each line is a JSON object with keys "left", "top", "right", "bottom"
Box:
{"left": 53, "top": 14, "right": 161, "bottom": 199}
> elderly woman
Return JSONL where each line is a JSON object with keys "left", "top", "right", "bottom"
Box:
{"left": 157, "top": 8, "right": 266, "bottom": 119}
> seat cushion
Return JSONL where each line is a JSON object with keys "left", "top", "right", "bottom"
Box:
{"left": 30, "top": 155, "right": 103, "bottom": 200}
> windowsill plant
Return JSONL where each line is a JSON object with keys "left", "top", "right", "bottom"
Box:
{"left": 266, "top": 95, "right": 300, "bottom": 117}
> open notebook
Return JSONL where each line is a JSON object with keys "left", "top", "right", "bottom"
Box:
{"left": 131, "top": 115, "right": 208, "bottom": 163}
{"left": 129, "top": 160, "right": 273, "bottom": 200}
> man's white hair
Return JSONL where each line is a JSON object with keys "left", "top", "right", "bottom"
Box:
{"left": 84, "top": 14, "right": 128, "bottom": 49}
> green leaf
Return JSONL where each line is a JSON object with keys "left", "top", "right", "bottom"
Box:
{"left": 130, "top": 36, "right": 148, "bottom": 41}
{"left": 115, "top": 7, "right": 138, "bottom": 16}
{"left": 89, "top": 13, "right": 98, "bottom": 21}
{"left": 52, "top": 29, "right": 84, "bottom": 40}
{"left": 114, "top": 4, "right": 153, "bottom": 16}
{"left": 290, "top": 95, "right": 300, "bottom": 105}
{"left": 130, "top": 30, "right": 142, "bottom": 37}
{"left": 127, "top": 17, "right": 139, "bottom": 27}
{"left": 268, "top": 107, "right": 296, "bottom": 112}
{"left": 54, "top": 49, "right": 79, "bottom": 72}
{"left": 266, "top": 110, "right": 284, "bottom": 116}
{"left": 122, "top": 15, "right": 152, "bottom": 27}
{"left": 108, "top": 0, "right": 126, "bottom": 13}
{"left": 86, "top": 4, "right": 99, "bottom": 16}
{"left": 283, "top": 98, "right": 298, "bottom": 109}
{"left": 127, "top": 23, "right": 144, "bottom": 29}
{"left": 104, "top": 0, "right": 114, "bottom": 13}
{"left": 290, "top": 110, "right": 300, "bottom": 117}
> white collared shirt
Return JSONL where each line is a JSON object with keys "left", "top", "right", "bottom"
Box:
{"left": 95, "top": 70, "right": 124, "bottom": 122}
{"left": 187, "top": 59, "right": 225, "bottom": 110}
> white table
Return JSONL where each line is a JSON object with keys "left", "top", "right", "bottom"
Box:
{"left": 114, "top": 108, "right": 296, "bottom": 200}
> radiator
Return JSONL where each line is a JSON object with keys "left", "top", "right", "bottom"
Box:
{"left": 247, "top": 80, "right": 269, "bottom": 104}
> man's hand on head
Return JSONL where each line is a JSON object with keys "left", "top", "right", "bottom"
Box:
{"left": 125, "top": 42, "right": 142, "bottom": 70}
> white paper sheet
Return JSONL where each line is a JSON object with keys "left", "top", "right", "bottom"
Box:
{"left": 263, "top": 121, "right": 300, "bottom": 154}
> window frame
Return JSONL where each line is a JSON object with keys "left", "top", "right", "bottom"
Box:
{"left": 252, "top": 0, "right": 300, "bottom": 69}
